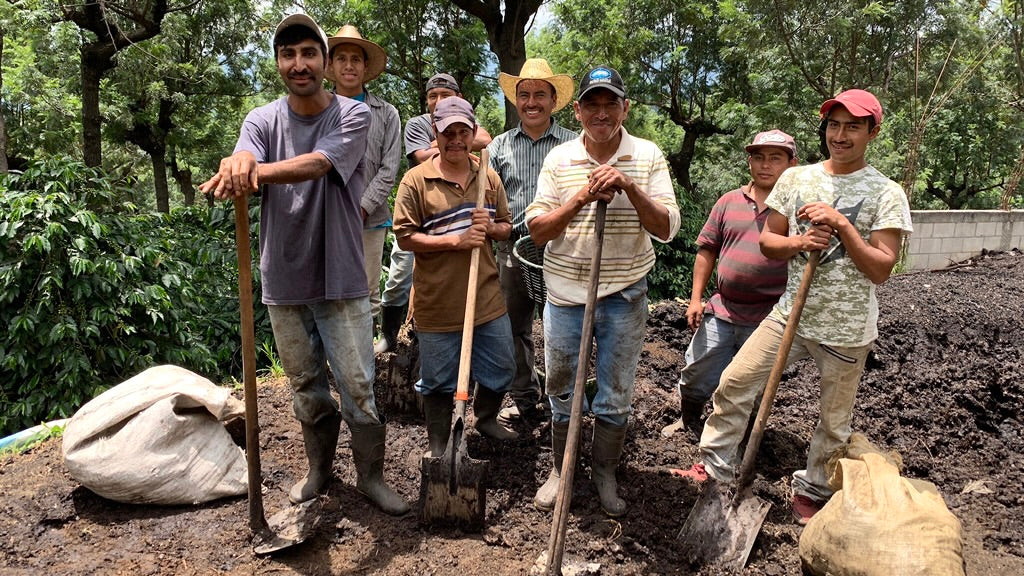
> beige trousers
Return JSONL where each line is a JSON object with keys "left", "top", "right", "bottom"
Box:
{"left": 362, "top": 227, "right": 387, "bottom": 318}
{"left": 699, "top": 318, "right": 873, "bottom": 501}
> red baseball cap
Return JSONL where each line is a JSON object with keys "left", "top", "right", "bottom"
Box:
{"left": 819, "top": 89, "right": 883, "bottom": 125}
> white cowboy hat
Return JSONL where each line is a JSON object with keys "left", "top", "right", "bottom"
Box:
{"left": 325, "top": 25, "right": 387, "bottom": 84}
{"left": 498, "top": 58, "right": 575, "bottom": 113}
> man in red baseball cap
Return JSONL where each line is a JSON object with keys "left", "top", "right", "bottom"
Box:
{"left": 684, "top": 88, "right": 913, "bottom": 526}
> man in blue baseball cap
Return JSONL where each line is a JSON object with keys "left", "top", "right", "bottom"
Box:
{"left": 525, "top": 66, "right": 681, "bottom": 517}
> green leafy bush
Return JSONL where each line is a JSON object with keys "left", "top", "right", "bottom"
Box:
{"left": 0, "top": 157, "right": 270, "bottom": 436}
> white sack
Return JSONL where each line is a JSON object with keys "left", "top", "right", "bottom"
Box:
{"left": 62, "top": 364, "right": 247, "bottom": 505}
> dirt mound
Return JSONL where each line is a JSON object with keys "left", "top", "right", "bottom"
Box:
{"left": 1, "top": 251, "right": 1022, "bottom": 575}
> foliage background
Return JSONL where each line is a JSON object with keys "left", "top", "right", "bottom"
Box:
{"left": 1, "top": 0, "right": 1023, "bottom": 433}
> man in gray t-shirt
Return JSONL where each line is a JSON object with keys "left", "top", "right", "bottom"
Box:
{"left": 199, "top": 13, "right": 408, "bottom": 517}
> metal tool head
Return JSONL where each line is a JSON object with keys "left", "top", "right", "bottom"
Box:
{"left": 676, "top": 479, "right": 770, "bottom": 571}
{"left": 252, "top": 499, "right": 321, "bottom": 555}
{"left": 419, "top": 416, "right": 488, "bottom": 531}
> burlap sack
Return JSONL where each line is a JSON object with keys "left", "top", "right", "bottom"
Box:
{"left": 62, "top": 365, "right": 247, "bottom": 505}
{"left": 800, "top": 450, "right": 965, "bottom": 576}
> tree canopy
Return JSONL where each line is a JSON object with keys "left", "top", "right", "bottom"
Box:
{"left": 1, "top": 0, "right": 1021, "bottom": 211}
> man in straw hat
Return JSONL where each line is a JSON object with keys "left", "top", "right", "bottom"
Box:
{"left": 525, "top": 67, "right": 680, "bottom": 517}
{"left": 487, "top": 58, "right": 577, "bottom": 430}
{"left": 392, "top": 96, "right": 517, "bottom": 454}
{"left": 325, "top": 25, "right": 401, "bottom": 353}
{"left": 199, "top": 13, "right": 409, "bottom": 517}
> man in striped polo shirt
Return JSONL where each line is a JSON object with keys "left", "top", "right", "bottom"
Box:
{"left": 392, "top": 96, "right": 518, "bottom": 455}
{"left": 525, "top": 67, "right": 681, "bottom": 517}
{"left": 661, "top": 130, "right": 796, "bottom": 440}
{"left": 488, "top": 59, "right": 578, "bottom": 430}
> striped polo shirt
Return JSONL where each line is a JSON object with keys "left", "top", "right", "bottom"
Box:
{"left": 698, "top": 187, "right": 788, "bottom": 326}
{"left": 525, "top": 128, "right": 681, "bottom": 306}
{"left": 392, "top": 156, "right": 511, "bottom": 332}
{"left": 487, "top": 120, "right": 578, "bottom": 237}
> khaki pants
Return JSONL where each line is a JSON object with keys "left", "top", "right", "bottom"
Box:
{"left": 699, "top": 318, "right": 873, "bottom": 501}
{"left": 362, "top": 228, "right": 387, "bottom": 318}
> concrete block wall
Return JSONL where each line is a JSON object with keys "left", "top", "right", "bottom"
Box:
{"left": 905, "top": 210, "right": 1024, "bottom": 271}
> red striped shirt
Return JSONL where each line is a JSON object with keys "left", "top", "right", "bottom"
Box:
{"left": 697, "top": 188, "right": 788, "bottom": 326}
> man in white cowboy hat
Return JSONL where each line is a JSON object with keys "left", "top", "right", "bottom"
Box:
{"left": 375, "top": 73, "right": 493, "bottom": 354}
{"left": 199, "top": 13, "right": 409, "bottom": 517}
{"left": 325, "top": 25, "right": 401, "bottom": 350}
{"left": 487, "top": 58, "right": 577, "bottom": 430}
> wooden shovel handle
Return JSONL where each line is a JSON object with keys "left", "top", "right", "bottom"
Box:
{"left": 733, "top": 250, "right": 820, "bottom": 499}
{"left": 454, "top": 150, "right": 490, "bottom": 404}
{"left": 234, "top": 195, "right": 269, "bottom": 534}
{"left": 547, "top": 200, "right": 608, "bottom": 574}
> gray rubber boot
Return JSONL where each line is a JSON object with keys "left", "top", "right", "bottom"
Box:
{"left": 472, "top": 386, "right": 519, "bottom": 441}
{"left": 349, "top": 421, "right": 411, "bottom": 516}
{"left": 289, "top": 410, "right": 342, "bottom": 504}
{"left": 534, "top": 420, "right": 569, "bottom": 511}
{"left": 421, "top": 393, "right": 454, "bottom": 458}
{"left": 591, "top": 418, "right": 628, "bottom": 517}
{"left": 374, "top": 305, "right": 405, "bottom": 354}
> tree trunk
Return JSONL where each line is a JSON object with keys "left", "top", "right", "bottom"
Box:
{"left": 1000, "top": 144, "right": 1024, "bottom": 210}
{"left": 0, "top": 31, "right": 8, "bottom": 174}
{"left": 450, "top": 0, "right": 543, "bottom": 130}
{"left": 152, "top": 145, "right": 169, "bottom": 213}
{"left": 170, "top": 147, "right": 195, "bottom": 206}
{"left": 81, "top": 45, "right": 115, "bottom": 168}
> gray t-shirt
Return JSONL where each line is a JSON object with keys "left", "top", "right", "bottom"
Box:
{"left": 234, "top": 96, "right": 370, "bottom": 305}
{"left": 403, "top": 113, "right": 434, "bottom": 166}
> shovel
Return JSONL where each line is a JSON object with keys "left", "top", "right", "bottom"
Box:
{"left": 233, "top": 196, "right": 320, "bottom": 555}
{"left": 545, "top": 200, "right": 608, "bottom": 575}
{"left": 677, "top": 250, "right": 821, "bottom": 571}
{"left": 419, "top": 150, "right": 491, "bottom": 531}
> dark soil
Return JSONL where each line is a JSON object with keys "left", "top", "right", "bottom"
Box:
{"left": 2, "top": 250, "right": 1023, "bottom": 575}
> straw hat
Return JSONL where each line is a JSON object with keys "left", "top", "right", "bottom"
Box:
{"left": 498, "top": 59, "right": 575, "bottom": 113}
{"left": 325, "top": 25, "right": 387, "bottom": 84}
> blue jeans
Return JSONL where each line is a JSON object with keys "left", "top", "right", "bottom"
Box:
{"left": 543, "top": 286, "right": 648, "bottom": 427}
{"left": 380, "top": 237, "right": 413, "bottom": 308}
{"left": 678, "top": 314, "right": 758, "bottom": 405}
{"left": 414, "top": 314, "right": 515, "bottom": 396}
{"left": 267, "top": 299, "right": 380, "bottom": 427}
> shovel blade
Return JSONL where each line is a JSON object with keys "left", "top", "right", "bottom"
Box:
{"left": 419, "top": 419, "right": 488, "bottom": 531}
{"left": 677, "top": 480, "right": 770, "bottom": 571}
{"left": 252, "top": 499, "right": 320, "bottom": 555}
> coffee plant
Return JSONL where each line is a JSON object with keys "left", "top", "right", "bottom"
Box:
{"left": 0, "top": 158, "right": 271, "bottom": 435}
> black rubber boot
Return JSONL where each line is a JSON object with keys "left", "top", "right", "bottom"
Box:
{"left": 591, "top": 418, "right": 628, "bottom": 517}
{"left": 472, "top": 386, "right": 519, "bottom": 441}
{"left": 349, "top": 421, "right": 411, "bottom": 516}
{"left": 661, "top": 395, "right": 705, "bottom": 438}
{"left": 374, "top": 305, "right": 405, "bottom": 354}
{"left": 289, "top": 410, "right": 342, "bottom": 504}
{"left": 421, "top": 393, "right": 454, "bottom": 458}
{"left": 534, "top": 420, "right": 569, "bottom": 511}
